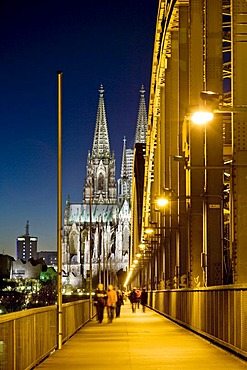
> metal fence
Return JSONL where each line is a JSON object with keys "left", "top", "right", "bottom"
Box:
{"left": 0, "top": 299, "right": 91, "bottom": 370}
{"left": 148, "top": 286, "right": 247, "bottom": 359}
{"left": 2, "top": 288, "right": 246, "bottom": 368}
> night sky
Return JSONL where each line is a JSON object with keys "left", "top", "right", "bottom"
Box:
{"left": 0, "top": 0, "right": 158, "bottom": 257}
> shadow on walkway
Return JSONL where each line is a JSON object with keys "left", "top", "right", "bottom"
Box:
{"left": 36, "top": 302, "right": 247, "bottom": 369}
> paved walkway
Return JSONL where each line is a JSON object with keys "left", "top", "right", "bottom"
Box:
{"left": 36, "top": 302, "right": 247, "bottom": 369}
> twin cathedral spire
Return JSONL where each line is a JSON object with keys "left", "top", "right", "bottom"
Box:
{"left": 83, "top": 84, "right": 147, "bottom": 205}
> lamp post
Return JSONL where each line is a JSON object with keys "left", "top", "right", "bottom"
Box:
{"left": 78, "top": 213, "right": 84, "bottom": 288}
{"left": 186, "top": 100, "right": 223, "bottom": 287}
{"left": 189, "top": 91, "right": 247, "bottom": 124}
{"left": 139, "top": 196, "right": 171, "bottom": 290}
{"left": 125, "top": 196, "right": 176, "bottom": 289}
{"left": 57, "top": 71, "right": 63, "bottom": 349}
{"left": 187, "top": 90, "right": 247, "bottom": 286}
{"left": 89, "top": 182, "right": 93, "bottom": 319}
{"left": 98, "top": 215, "right": 101, "bottom": 284}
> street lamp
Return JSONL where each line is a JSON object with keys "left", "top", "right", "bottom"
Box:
{"left": 186, "top": 90, "right": 247, "bottom": 286}
{"left": 124, "top": 195, "right": 171, "bottom": 289}
{"left": 156, "top": 197, "right": 169, "bottom": 207}
{"left": 191, "top": 90, "right": 247, "bottom": 124}
{"left": 191, "top": 110, "right": 214, "bottom": 124}
{"left": 139, "top": 243, "right": 145, "bottom": 250}
{"left": 145, "top": 227, "right": 155, "bottom": 235}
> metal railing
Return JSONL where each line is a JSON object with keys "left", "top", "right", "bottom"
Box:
{"left": 2, "top": 288, "right": 246, "bottom": 368}
{"left": 148, "top": 285, "right": 247, "bottom": 359}
{"left": 0, "top": 299, "right": 92, "bottom": 370}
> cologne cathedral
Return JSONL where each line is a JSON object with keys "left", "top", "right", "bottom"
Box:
{"left": 62, "top": 85, "right": 147, "bottom": 289}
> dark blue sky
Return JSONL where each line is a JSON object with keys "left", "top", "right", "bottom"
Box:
{"left": 0, "top": 0, "right": 158, "bottom": 257}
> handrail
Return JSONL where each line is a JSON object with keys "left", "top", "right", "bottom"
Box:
{"left": 148, "top": 286, "right": 247, "bottom": 360}
{"left": 0, "top": 299, "right": 93, "bottom": 370}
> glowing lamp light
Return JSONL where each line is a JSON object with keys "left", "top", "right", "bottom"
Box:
{"left": 145, "top": 227, "right": 154, "bottom": 235}
{"left": 191, "top": 111, "right": 214, "bottom": 125}
{"left": 157, "top": 197, "right": 169, "bottom": 207}
{"left": 139, "top": 243, "right": 145, "bottom": 250}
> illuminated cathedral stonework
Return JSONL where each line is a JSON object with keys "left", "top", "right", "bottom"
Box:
{"left": 62, "top": 85, "right": 147, "bottom": 289}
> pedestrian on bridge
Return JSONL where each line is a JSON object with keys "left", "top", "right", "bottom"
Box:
{"left": 136, "top": 288, "right": 141, "bottom": 308}
{"left": 94, "top": 283, "right": 107, "bottom": 323}
{"left": 129, "top": 287, "right": 138, "bottom": 313}
{"left": 116, "top": 290, "right": 124, "bottom": 318}
{"left": 107, "top": 285, "right": 118, "bottom": 323}
{"left": 141, "top": 287, "right": 147, "bottom": 313}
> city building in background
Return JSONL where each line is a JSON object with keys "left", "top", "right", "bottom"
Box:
{"left": 37, "top": 251, "right": 57, "bottom": 267}
{"left": 16, "top": 221, "right": 38, "bottom": 262}
{"left": 11, "top": 258, "right": 45, "bottom": 280}
{"left": 0, "top": 254, "right": 14, "bottom": 279}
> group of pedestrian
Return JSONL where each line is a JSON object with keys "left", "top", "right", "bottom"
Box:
{"left": 94, "top": 284, "right": 148, "bottom": 323}
{"left": 128, "top": 287, "right": 147, "bottom": 313}
{"left": 94, "top": 283, "right": 124, "bottom": 323}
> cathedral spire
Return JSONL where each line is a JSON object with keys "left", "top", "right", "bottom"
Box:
{"left": 121, "top": 136, "right": 128, "bottom": 179}
{"left": 92, "top": 85, "right": 110, "bottom": 158}
{"left": 134, "top": 85, "right": 147, "bottom": 144}
{"left": 83, "top": 85, "right": 116, "bottom": 204}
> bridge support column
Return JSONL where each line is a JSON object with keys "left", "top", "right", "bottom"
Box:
{"left": 178, "top": 3, "right": 189, "bottom": 288}
{"left": 232, "top": 1, "right": 247, "bottom": 284}
{"left": 205, "top": 0, "right": 224, "bottom": 286}
{"left": 188, "top": 0, "right": 205, "bottom": 288}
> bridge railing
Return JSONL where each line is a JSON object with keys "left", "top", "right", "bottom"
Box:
{"left": 148, "top": 285, "right": 247, "bottom": 359}
{"left": 0, "top": 299, "right": 91, "bottom": 370}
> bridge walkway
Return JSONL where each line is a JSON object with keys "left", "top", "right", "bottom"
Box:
{"left": 36, "top": 302, "right": 247, "bottom": 369}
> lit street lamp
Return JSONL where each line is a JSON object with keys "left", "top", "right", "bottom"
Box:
{"left": 191, "top": 90, "right": 247, "bottom": 124}
{"left": 156, "top": 197, "right": 169, "bottom": 207}
{"left": 191, "top": 110, "right": 214, "bottom": 124}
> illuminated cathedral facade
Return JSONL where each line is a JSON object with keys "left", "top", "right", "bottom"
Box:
{"left": 62, "top": 85, "right": 147, "bottom": 289}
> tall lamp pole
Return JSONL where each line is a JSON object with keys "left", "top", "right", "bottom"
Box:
{"left": 57, "top": 71, "right": 63, "bottom": 349}
{"left": 98, "top": 215, "right": 101, "bottom": 284}
{"left": 89, "top": 182, "right": 93, "bottom": 318}
{"left": 79, "top": 213, "right": 83, "bottom": 286}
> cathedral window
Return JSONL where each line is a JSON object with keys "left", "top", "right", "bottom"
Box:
{"left": 98, "top": 173, "right": 104, "bottom": 190}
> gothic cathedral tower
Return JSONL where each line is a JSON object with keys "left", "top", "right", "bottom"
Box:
{"left": 62, "top": 85, "right": 147, "bottom": 290}
{"left": 83, "top": 85, "right": 116, "bottom": 204}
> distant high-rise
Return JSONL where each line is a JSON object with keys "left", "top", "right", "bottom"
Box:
{"left": 126, "top": 148, "right": 134, "bottom": 181}
{"left": 16, "top": 221, "right": 38, "bottom": 261}
{"left": 117, "top": 137, "right": 131, "bottom": 205}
